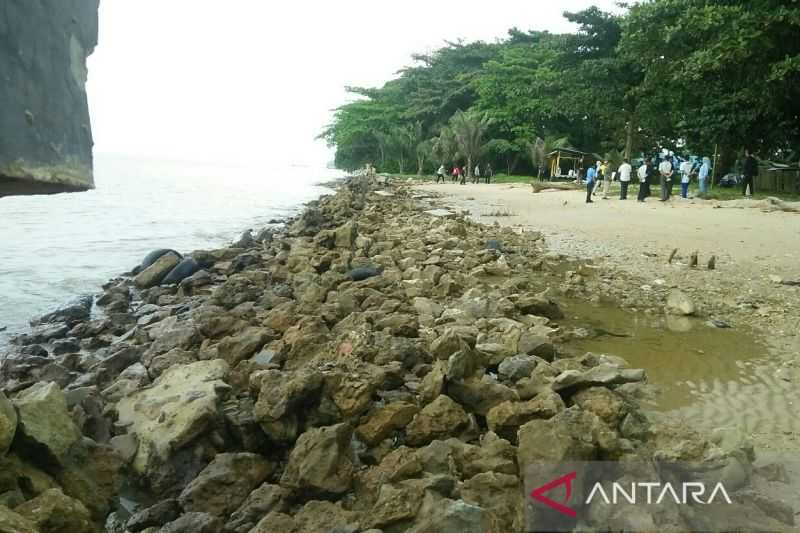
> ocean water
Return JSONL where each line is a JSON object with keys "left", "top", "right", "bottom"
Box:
{"left": 0, "top": 154, "right": 341, "bottom": 347}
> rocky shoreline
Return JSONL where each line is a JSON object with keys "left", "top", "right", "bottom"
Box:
{"left": 0, "top": 176, "right": 794, "bottom": 532}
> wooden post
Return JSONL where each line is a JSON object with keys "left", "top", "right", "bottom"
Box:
{"left": 711, "top": 144, "right": 719, "bottom": 190}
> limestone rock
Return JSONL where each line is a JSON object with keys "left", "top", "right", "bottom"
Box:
{"left": 134, "top": 252, "right": 181, "bottom": 289}
{"left": 160, "top": 512, "right": 223, "bottom": 533}
{"left": 15, "top": 488, "right": 94, "bottom": 533}
{"left": 486, "top": 391, "right": 565, "bottom": 437}
{"left": 408, "top": 493, "right": 489, "bottom": 533}
{"left": 461, "top": 472, "right": 524, "bottom": 533}
{"left": 56, "top": 440, "right": 124, "bottom": 520}
{"left": 280, "top": 423, "right": 355, "bottom": 495}
{"left": 12, "top": 382, "right": 81, "bottom": 464}
{"left": 249, "top": 512, "right": 297, "bottom": 533}
{"left": 30, "top": 295, "right": 93, "bottom": 327}
{"left": 179, "top": 453, "right": 273, "bottom": 517}
{"left": 125, "top": 499, "right": 181, "bottom": 531}
{"left": 573, "top": 386, "right": 628, "bottom": 426}
{"left": 497, "top": 355, "right": 540, "bottom": 382}
{"left": 406, "top": 395, "right": 469, "bottom": 446}
{"left": 551, "top": 364, "right": 646, "bottom": 392}
{"left": 224, "top": 483, "right": 291, "bottom": 533}
{"left": 430, "top": 329, "right": 471, "bottom": 360}
{"left": 514, "top": 294, "right": 564, "bottom": 319}
{"left": 517, "top": 408, "right": 602, "bottom": 466}
{"left": 0, "top": 392, "right": 17, "bottom": 456}
{"left": 666, "top": 289, "right": 696, "bottom": 316}
{"left": 254, "top": 368, "right": 324, "bottom": 444}
{"left": 116, "top": 359, "right": 230, "bottom": 476}
{"left": 447, "top": 377, "right": 518, "bottom": 416}
{"left": 357, "top": 401, "right": 419, "bottom": 446}
{"left": 0, "top": 505, "right": 38, "bottom": 533}
{"left": 217, "top": 327, "right": 270, "bottom": 365}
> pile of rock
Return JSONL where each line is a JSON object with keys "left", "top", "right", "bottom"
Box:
{"left": 1, "top": 176, "right": 792, "bottom": 532}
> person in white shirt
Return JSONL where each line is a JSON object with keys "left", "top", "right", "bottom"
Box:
{"left": 473, "top": 164, "right": 481, "bottom": 184}
{"left": 658, "top": 157, "right": 674, "bottom": 201}
{"left": 679, "top": 159, "right": 693, "bottom": 198}
{"left": 436, "top": 164, "right": 446, "bottom": 184}
{"left": 618, "top": 159, "right": 632, "bottom": 200}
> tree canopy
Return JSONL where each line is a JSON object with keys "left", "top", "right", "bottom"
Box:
{"left": 321, "top": 1, "right": 800, "bottom": 175}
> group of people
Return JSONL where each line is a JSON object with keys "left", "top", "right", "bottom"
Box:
{"left": 436, "top": 163, "right": 494, "bottom": 184}
{"left": 583, "top": 150, "right": 758, "bottom": 204}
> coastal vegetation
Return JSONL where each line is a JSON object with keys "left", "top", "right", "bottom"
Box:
{"left": 321, "top": 1, "right": 800, "bottom": 177}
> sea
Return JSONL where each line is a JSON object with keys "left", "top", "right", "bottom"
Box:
{"left": 0, "top": 153, "right": 342, "bottom": 349}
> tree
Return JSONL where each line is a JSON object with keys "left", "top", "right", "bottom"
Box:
{"left": 431, "top": 127, "right": 457, "bottom": 167}
{"left": 485, "top": 138, "right": 523, "bottom": 175}
{"left": 449, "top": 110, "right": 492, "bottom": 178}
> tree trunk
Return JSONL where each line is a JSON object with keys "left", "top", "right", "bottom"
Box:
{"left": 467, "top": 155, "right": 473, "bottom": 179}
{"left": 417, "top": 155, "right": 424, "bottom": 176}
{"left": 398, "top": 155, "right": 405, "bottom": 175}
{"left": 624, "top": 116, "right": 634, "bottom": 160}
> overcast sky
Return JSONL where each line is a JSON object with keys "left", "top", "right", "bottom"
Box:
{"left": 86, "top": 1, "right": 621, "bottom": 166}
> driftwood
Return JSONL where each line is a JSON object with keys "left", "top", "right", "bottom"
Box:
{"left": 531, "top": 181, "right": 582, "bottom": 193}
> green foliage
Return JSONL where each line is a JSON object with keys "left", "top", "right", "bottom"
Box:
{"left": 323, "top": 1, "right": 800, "bottom": 175}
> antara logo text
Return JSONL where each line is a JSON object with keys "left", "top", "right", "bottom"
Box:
{"left": 530, "top": 471, "right": 733, "bottom": 518}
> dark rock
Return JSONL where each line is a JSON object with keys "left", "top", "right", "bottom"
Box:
{"left": 19, "top": 344, "right": 48, "bottom": 357}
{"left": 0, "top": 0, "right": 99, "bottom": 197}
{"left": 51, "top": 337, "right": 80, "bottom": 355}
{"left": 126, "top": 499, "right": 181, "bottom": 532}
{"left": 347, "top": 266, "right": 382, "bottom": 282}
{"left": 162, "top": 257, "right": 201, "bottom": 285}
{"left": 139, "top": 249, "right": 182, "bottom": 271}
{"left": 30, "top": 295, "right": 92, "bottom": 327}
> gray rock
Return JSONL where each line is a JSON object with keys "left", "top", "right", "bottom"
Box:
{"left": 30, "top": 295, "right": 93, "bottom": 327}
{"left": 126, "top": 499, "right": 181, "bottom": 531}
{"left": 162, "top": 257, "right": 202, "bottom": 285}
{"left": 280, "top": 423, "right": 354, "bottom": 495}
{"left": 160, "top": 512, "right": 223, "bottom": 533}
{"left": 0, "top": 0, "right": 99, "bottom": 197}
{"left": 666, "top": 289, "right": 696, "bottom": 316}
{"left": 12, "top": 382, "right": 81, "bottom": 464}
{"left": 551, "top": 364, "right": 646, "bottom": 392}
{"left": 498, "top": 355, "right": 540, "bottom": 382}
{"left": 135, "top": 252, "right": 182, "bottom": 288}
{"left": 0, "top": 391, "right": 18, "bottom": 456}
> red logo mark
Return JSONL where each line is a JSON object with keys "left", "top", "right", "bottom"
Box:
{"left": 530, "top": 471, "right": 577, "bottom": 518}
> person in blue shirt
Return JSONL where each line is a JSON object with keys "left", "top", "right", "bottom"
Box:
{"left": 585, "top": 162, "right": 598, "bottom": 203}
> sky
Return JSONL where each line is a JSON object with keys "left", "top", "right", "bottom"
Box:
{"left": 86, "top": 1, "right": 622, "bottom": 167}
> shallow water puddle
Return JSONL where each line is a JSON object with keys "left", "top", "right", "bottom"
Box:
{"left": 558, "top": 299, "right": 798, "bottom": 435}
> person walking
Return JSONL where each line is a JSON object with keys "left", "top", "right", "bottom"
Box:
{"left": 637, "top": 158, "right": 652, "bottom": 202}
{"left": 601, "top": 160, "right": 612, "bottom": 199}
{"left": 618, "top": 159, "right": 632, "bottom": 200}
{"left": 698, "top": 157, "right": 710, "bottom": 197}
{"left": 742, "top": 149, "right": 758, "bottom": 197}
{"left": 436, "top": 164, "right": 446, "bottom": 184}
{"left": 452, "top": 165, "right": 461, "bottom": 184}
{"left": 485, "top": 163, "right": 493, "bottom": 184}
{"left": 591, "top": 161, "right": 603, "bottom": 197}
{"left": 658, "top": 156, "right": 674, "bottom": 201}
{"left": 679, "top": 159, "right": 693, "bottom": 199}
{"left": 473, "top": 164, "right": 481, "bottom": 184}
{"left": 586, "top": 162, "right": 598, "bottom": 203}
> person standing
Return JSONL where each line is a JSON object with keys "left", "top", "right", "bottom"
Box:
{"left": 658, "top": 156, "right": 674, "bottom": 201}
{"left": 679, "top": 159, "right": 693, "bottom": 199}
{"left": 453, "top": 165, "right": 461, "bottom": 183}
{"left": 742, "top": 149, "right": 758, "bottom": 197}
{"left": 586, "top": 162, "right": 598, "bottom": 203}
{"left": 698, "top": 157, "right": 710, "bottom": 197}
{"left": 486, "top": 163, "right": 493, "bottom": 184}
{"left": 591, "top": 161, "right": 603, "bottom": 197}
{"left": 473, "top": 164, "right": 481, "bottom": 184}
{"left": 618, "top": 159, "right": 632, "bottom": 200}
{"left": 601, "top": 160, "right": 613, "bottom": 199}
{"left": 436, "top": 164, "right": 446, "bottom": 184}
{"left": 637, "top": 158, "right": 652, "bottom": 202}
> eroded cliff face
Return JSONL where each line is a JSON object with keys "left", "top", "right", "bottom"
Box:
{"left": 0, "top": 0, "right": 99, "bottom": 197}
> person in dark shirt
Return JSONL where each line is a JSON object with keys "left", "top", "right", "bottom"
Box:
{"left": 742, "top": 149, "right": 758, "bottom": 197}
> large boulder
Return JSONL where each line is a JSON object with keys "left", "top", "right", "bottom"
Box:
{"left": 280, "top": 423, "right": 355, "bottom": 495}
{"left": 517, "top": 408, "right": 604, "bottom": 466}
{"left": 116, "top": 359, "right": 230, "bottom": 477}
{"left": 134, "top": 251, "right": 182, "bottom": 288}
{"left": 0, "top": 505, "right": 37, "bottom": 533}
{"left": 12, "top": 382, "right": 81, "bottom": 464}
{"left": 14, "top": 488, "right": 94, "bottom": 533}
{"left": 486, "top": 391, "right": 565, "bottom": 438}
{"left": 356, "top": 401, "right": 419, "bottom": 446}
{"left": 253, "top": 368, "right": 324, "bottom": 444}
{"left": 217, "top": 327, "right": 271, "bottom": 365}
{"left": 0, "top": 392, "right": 17, "bottom": 456}
{"left": 179, "top": 453, "right": 273, "bottom": 517}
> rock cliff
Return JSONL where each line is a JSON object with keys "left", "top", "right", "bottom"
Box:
{"left": 0, "top": 0, "right": 99, "bottom": 197}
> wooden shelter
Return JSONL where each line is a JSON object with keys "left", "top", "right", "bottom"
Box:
{"left": 758, "top": 164, "right": 800, "bottom": 194}
{"left": 547, "top": 148, "right": 598, "bottom": 179}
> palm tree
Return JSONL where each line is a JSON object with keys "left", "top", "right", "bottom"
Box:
{"left": 449, "top": 110, "right": 492, "bottom": 179}
{"left": 431, "top": 127, "right": 457, "bottom": 168}
{"left": 526, "top": 135, "right": 570, "bottom": 180}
